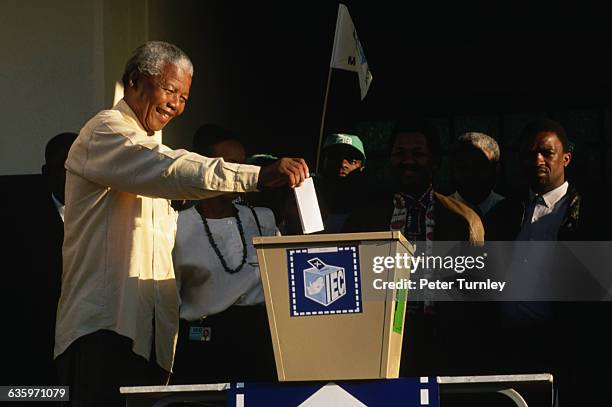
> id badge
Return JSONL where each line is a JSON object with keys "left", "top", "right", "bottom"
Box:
{"left": 188, "top": 325, "right": 212, "bottom": 342}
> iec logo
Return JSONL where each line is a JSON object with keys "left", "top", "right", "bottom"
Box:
{"left": 304, "top": 258, "right": 347, "bottom": 306}
{"left": 287, "top": 245, "right": 362, "bottom": 317}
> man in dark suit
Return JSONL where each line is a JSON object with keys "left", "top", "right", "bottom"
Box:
{"left": 486, "top": 118, "right": 609, "bottom": 405}
{"left": 1, "top": 132, "right": 76, "bottom": 389}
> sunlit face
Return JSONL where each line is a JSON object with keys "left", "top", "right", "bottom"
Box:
{"left": 126, "top": 63, "right": 192, "bottom": 133}
{"left": 390, "top": 132, "right": 434, "bottom": 192}
{"left": 521, "top": 132, "right": 571, "bottom": 193}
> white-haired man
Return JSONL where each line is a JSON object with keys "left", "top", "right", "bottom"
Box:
{"left": 450, "top": 131, "right": 504, "bottom": 218}
{"left": 54, "top": 41, "right": 308, "bottom": 406}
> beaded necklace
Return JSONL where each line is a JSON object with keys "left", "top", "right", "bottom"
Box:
{"left": 196, "top": 204, "right": 247, "bottom": 274}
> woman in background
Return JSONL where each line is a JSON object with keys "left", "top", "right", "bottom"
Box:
{"left": 172, "top": 124, "right": 278, "bottom": 384}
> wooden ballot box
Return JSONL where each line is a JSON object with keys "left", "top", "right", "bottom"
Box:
{"left": 253, "top": 231, "right": 413, "bottom": 382}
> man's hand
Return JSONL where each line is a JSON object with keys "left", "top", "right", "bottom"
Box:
{"left": 257, "top": 158, "right": 309, "bottom": 189}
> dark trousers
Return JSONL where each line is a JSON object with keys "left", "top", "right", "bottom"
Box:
{"left": 399, "top": 303, "right": 441, "bottom": 377}
{"left": 172, "top": 305, "right": 277, "bottom": 384}
{"left": 55, "top": 330, "right": 169, "bottom": 407}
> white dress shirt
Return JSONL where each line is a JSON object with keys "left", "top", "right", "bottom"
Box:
{"left": 55, "top": 99, "right": 260, "bottom": 372}
{"left": 173, "top": 205, "right": 278, "bottom": 321}
{"left": 517, "top": 181, "right": 569, "bottom": 241}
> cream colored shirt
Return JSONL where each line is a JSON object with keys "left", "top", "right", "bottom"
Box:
{"left": 54, "top": 100, "right": 260, "bottom": 372}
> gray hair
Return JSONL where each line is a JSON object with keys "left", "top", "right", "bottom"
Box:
{"left": 121, "top": 41, "right": 193, "bottom": 87}
{"left": 456, "top": 132, "right": 500, "bottom": 162}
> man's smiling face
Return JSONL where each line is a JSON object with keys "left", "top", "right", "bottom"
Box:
{"left": 127, "top": 62, "right": 192, "bottom": 134}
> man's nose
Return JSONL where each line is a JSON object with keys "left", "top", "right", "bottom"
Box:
{"left": 401, "top": 153, "right": 416, "bottom": 164}
{"left": 534, "top": 152, "right": 545, "bottom": 165}
{"left": 166, "top": 94, "right": 180, "bottom": 111}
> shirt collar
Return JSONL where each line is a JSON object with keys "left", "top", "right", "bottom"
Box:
{"left": 529, "top": 181, "right": 569, "bottom": 208}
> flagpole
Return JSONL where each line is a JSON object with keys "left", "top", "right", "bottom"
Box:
{"left": 315, "top": 67, "right": 333, "bottom": 175}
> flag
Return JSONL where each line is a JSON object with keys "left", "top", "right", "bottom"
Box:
{"left": 330, "top": 4, "right": 373, "bottom": 100}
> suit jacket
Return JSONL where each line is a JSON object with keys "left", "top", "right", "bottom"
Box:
{"left": 484, "top": 183, "right": 611, "bottom": 393}
{"left": 485, "top": 183, "right": 605, "bottom": 241}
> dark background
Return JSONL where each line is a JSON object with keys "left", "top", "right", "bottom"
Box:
{"left": 175, "top": 2, "right": 612, "bottom": 196}
{"left": 3, "top": 3, "right": 612, "bottom": 197}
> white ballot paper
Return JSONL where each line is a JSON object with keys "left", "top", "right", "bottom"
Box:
{"left": 293, "top": 177, "right": 325, "bottom": 234}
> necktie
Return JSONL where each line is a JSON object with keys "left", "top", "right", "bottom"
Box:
{"left": 533, "top": 195, "right": 547, "bottom": 207}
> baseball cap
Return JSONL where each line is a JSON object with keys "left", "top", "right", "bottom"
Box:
{"left": 323, "top": 134, "right": 366, "bottom": 161}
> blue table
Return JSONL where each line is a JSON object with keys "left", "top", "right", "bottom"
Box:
{"left": 120, "top": 373, "right": 553, "bottom": 407}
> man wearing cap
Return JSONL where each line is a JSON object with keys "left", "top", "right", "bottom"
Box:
{"left": 317, "top": 133, "right": 368, "bottom": 233}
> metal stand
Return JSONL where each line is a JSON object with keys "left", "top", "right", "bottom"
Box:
{"left": 438, "top": 374, "right": 554, "bottom": 407}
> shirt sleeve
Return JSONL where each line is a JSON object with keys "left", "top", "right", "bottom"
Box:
{"left": 66, "top": 116, "right": 260, "bottom": 200}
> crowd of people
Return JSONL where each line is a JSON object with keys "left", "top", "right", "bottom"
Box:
{"left": 5, "top": 40, "right": 611, "bottom": 406}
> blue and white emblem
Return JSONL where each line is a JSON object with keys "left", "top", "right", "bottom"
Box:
{"left": 303, "top": 258, "right": 347, "bottom": 306}
{"left": 287, "top": 246, "right": 362, "bottom": 317}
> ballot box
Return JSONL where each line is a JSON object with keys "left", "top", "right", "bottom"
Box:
{"left": 252, "top": 231, "right": 413, "bottom": 382}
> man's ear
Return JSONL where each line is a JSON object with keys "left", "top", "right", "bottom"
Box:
{"left": 127, "top": 73, "right": 139, "bottom": 89}
{"left": 563, "top": 152, "right": 572, "bottom": 167}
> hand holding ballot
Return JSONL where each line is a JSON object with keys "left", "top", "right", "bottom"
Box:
{"left": 293, "top": 177, "right": 325, "bottom": 234}
{"left": 258, "top": 157, "right": 309, "bottom": 188}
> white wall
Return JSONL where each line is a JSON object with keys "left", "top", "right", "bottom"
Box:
{"left": 0, "top": 0, "right": 102, "bottom": 175}
{"left": 0, "top": 0, "right": 148, "bottom": 175}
